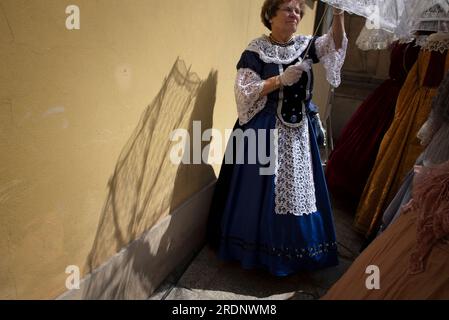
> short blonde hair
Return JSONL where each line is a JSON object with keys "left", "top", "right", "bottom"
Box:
{"left": 261, "top": 0, "right": 306, "bottom": 30}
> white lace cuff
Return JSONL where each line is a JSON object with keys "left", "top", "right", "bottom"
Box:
{"left": 235, "top": 68, "right": 267, "bottom": 125}
{"left": 315, "top": 30, "right": 348, "bottom": 88}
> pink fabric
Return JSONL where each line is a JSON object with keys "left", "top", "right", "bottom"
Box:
{"left": 402, "top": 161, "right": 449, "bottom": 274}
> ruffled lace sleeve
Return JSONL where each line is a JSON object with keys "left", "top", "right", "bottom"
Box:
{"left": 315, "top": 30, "right": 348, "bottom": 88}
{"left": 235, "top": 68, "right": 267, "bottom": 125}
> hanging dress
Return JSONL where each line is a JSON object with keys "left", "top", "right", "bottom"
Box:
{"left": 325, "top": 41, "right": 420, "bottom": 206}
{"left": 207, "top": 31, "right": 347, "bottom": 276}
{"left": 380, "top": 69, "right": 449, "bottom": 232}
{"left": 354, "top": 48, "right": 449, "bottom": 238}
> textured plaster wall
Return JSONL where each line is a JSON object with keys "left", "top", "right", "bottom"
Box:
{"left": 0, "top": 0, "right": 318, "bottom": 299}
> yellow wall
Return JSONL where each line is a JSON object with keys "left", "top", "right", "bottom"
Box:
{"left": 0, "top": 0, "right": 317, "bottom": 299}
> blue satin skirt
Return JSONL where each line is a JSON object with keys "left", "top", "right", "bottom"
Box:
{"left": 207, "top": 104, "right": 338, "bottom": 276}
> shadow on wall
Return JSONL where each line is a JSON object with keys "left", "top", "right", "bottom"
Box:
{"left": 170, "top": 67, "right": 218, "bottom": 210}
{"left": 82, "top": 58, "right": 217, "bottom": 299}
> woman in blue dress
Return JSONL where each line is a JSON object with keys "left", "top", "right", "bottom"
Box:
{"left": 207, "top": 0, "right": 347, "bottom": 276}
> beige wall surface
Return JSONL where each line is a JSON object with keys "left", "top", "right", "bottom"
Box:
{"left": 0, "top": 0, "right": 319, "bottom": 299}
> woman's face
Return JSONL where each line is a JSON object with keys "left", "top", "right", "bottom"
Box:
{"left": 271, "top": 0, "right": 302, "bottom": 34}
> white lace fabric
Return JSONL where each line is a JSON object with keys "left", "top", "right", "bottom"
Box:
{"left": 246, "top": 35, "right": 313, "bottom": 65}
{"left": 274, "top": 114, "right": 318, "bottom": 216}
{"left": 323, "top": 0, "right": 449, "bottom": 42}
{"left": 315, "top": 30, "right": 348, "bottom": 88}
{"left": 397, "top": 1, "right": 449, "bottom": 41}
{"left": 410, "top": 1, "right": 449, "bottom": 34}
{"left": 356, "top": 25, "right": 398, "bottom": 50}
{"left": 235, "top": 68, "right": 267, "bottom": 125}
{"left": 422, "top": 36, "right": 449, "bottom": 53}
{"left": 413, "top": 32, "right": 449, "bottom": 53}
{"left": 321, "top": 0, "right": 403, "bottom": 32}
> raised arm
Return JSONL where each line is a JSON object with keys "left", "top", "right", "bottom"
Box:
{"left": 314, "top": 7, "right": 348, "bottom": 88}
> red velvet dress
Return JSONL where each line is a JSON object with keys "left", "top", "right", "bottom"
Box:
{"left": 325, "top": 42, "right": 420, "bottom": 207}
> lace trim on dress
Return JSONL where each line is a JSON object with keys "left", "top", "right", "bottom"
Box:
{"left": 235, "top": 68, "right": 267, "bottom": 125}
{"left": 274, "top": 113, "right": 318, "bottom": 216}
{"left": 422, "top": 37, "right": 449, "bottom": 53}
{"left": 315, "top": 30, "right": 348, "bottom": 88}
{"left": 246, "top": 35, "right": 313, "bottom": 65}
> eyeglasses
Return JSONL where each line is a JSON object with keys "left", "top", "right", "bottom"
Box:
{"left": 278, "top": 6, "right": 302, "bottom": 16}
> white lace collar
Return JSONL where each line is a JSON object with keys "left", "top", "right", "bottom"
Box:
{"left": 422, "top": 37, "right": 449, "bottom": 53}
{"left": 246, "top": 34, "right": 313, "bottom": 64}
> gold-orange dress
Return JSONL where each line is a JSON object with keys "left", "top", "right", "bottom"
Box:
{"left": 354, "top": 49, "right": 449, "bottom": 237}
